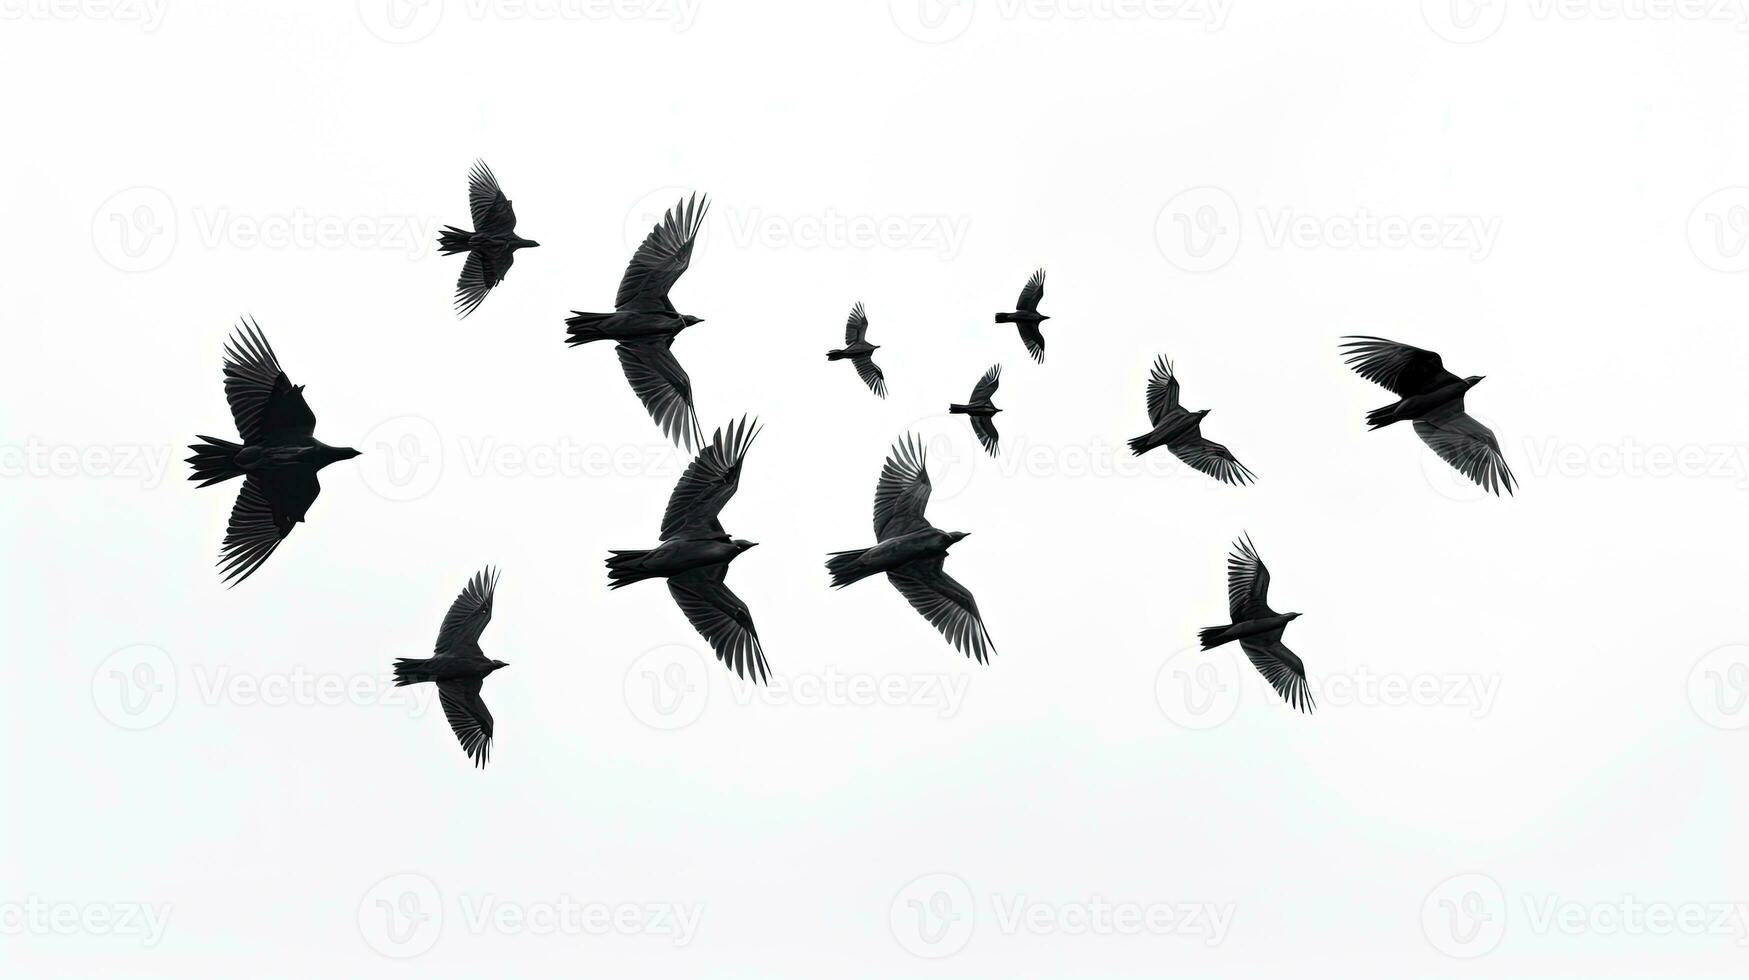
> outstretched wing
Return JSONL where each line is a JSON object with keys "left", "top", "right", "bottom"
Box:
{"left": 970, "top": 416, "right": 1000, "bottom": 457}
{"left": 223, "top": 318, "right": 315, "bottom": 442}
{"left": 433, "top": 566, "right": 498, "bottom": 657}
{"left": 887, "top": 557, "right": 995, "bottom": 664}
{"left": 616, "top": 193, "right": 707, "bottom": 313}
{"left": 454, "top": 247, "right": 512, "bottom": 319}
{"left": 1017, "top": 323, "right": 1045, "bottom": 364}
{"left": 661, "top": 416, "right": 759, "bottom": 541}
{"left": 1226, "top": 533, "right": 1274, "bottom": 620}
{"left": 873, "top": 434, "right": 934, "bottom": 542}
{"left": 217, "top": 473, "right": 316, "bottom": 586}
{"left": 616, "top": 340, "right": 703, "bottom": 450}
{"left": 1169, "top": 432, "right": 1256, "bottom": 486}
{"left": 844, "top": 302, "right": 870, "bottom": 345}
{"left": 669, "top": 566, "right": 769, "bottom": 682}
{"left": 467, "top": 159, "right": 516, "bottom": 235}
{"left": 969, "top": 363, "right": 1001, "bottom": 404}
{"left": 1339, "top": 336, "right": 1460, "bottom": 396}
{"left": 1414, "top": 403, "right": 1517, "bottom": 496}
{"left": 1239, "top": 636, "right": 1315, "bottom": 714}
{"left": 851, "top": 355, "right": 886, "bottom": 398}
{"left": 1145, "top": 355, "right": 1181, "bottom": 426}
{"left": 436, "top": 677, "right": 494, "bottom": 768}
{"left": 1015, "top": 267, "right": 1045, "bottom": 312}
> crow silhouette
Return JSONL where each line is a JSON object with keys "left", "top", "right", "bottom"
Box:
{"left": 437, "top": 160, "right": 539, "bottom": 318}
{"left": 186, "top": 318, "right": 360, "bottom": 586}
{"left": 1127, "top": 355, "right": 1255, "bottom": 485}
{"left": 566, "top": 194, "right": 709, "bottom": 449}
{"left": 1340, "top": 336, "right": 1516, "bottom": 495}
{"left": 826, "top": 302, "right": 885, "bottom": 398}
{"left": 607, "top": 417, "right": 767, "bottom": 681}
{"left": 393, "top": 567, "right": 509, "bottom": 768}
{"left": 993, "top": 268, "right": 1048, "bottom": 363}
{"left": 1198, "top": 535, "right": 1313, "bottom": 714}
{"left": 949, "top": 364, "right": 1002, "bottom": 457}
{"left": 827, "top": 435, "right": 996, "bottom": 662}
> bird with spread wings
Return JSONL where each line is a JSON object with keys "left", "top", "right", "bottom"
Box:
{"left": 948, "top": 364, "right": 1003, "bottom": 457}
{"left": 393, "top": 568, "right": 511, "bottom": 768}
{"left": 1126, "top": 355, "right": 1256, "bottom": 486}
{"left": 436, "top": 160, "right": 540, "bottom": 318}
{"left": 993, "top": 268, "right": 1050, "bottom": 363}
{"left": 825, "top": 302, "right": 886, "bottom": 398}
{"left": 1340, "top": 336, "right": 1516, "bottom": 496}
{"left": 1198, "top": 535, "right": 1313, "bottom": 714}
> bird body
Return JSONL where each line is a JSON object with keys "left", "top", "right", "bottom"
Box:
{"left": 1340, "top": 336, "right": 1514, "bottom": 494}
{"left": 607, "top": 537, "right": 752, "bottom": 588}
{"left": 1197, "top": 535, "right": 1313, "bottom": 714}
{"left": 1126, "top": 356, "right": 1255, "bottom": 485}
{"left": 947, "top": 403, "right": 999, "bottom": 417}
{"left": 827, "top": 302, "right": 886, "bottom": 398}
{"left": 827, "top": 527, "right": 965, "bottom": 588}
{"left": 1364, "top": 378, "right": 1476, "bottom": 430}
{"left": 392, "top": 567, "right": 508, "bottom": 768}
{"left": 439, "top": 160, "right": 538, "bottom": 318}
{"left": 994, "top": 268, "right": 1049, "bottom": 362}
{"left": 565, "top": 310, "right": 700, "bottom": 346}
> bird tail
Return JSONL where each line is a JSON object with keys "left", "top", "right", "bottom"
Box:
{"left": 437, "top": 225, "right": 473, "bottom": 255}
{"left": 826, "top": 348, "right": 850, "bottom": 361}
{"left": 565, "top": 311, "right": 612, "bottom": 346}
{"left": 1366, "top": 400, "right": 1405, "bottom": 430}
{"left": 826, "top": 548, "right": 880, "bottom": 588}
{"left": 994, "top": 312, "right": 1015, "bottom": 323}
{"left": 606, "top": 550, "right": 657, "bottom": 589}
{"left": 392, "top": 657, "right": 438, "bottom": 686}
{"left": 948, "top": 403, "right": 972, "bottom": 414}
{"left": 1198, "top": 625, "right": 1237, "bottom": 650}
{"left": 185, "top": 436, "right": 244, "bottom": 487}
{"left": 1127, "top": 432, "right": 1157, "bottom": 456}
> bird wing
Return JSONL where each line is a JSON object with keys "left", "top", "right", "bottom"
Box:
{"left": 1017, "top": 322, "right": 1045, "bottom": 363}
{"left": 1144, "top": 355, "right": 1181, "bottom": 426}
{"left": 1238, "top": 636, "right": 1315, "bottom": 714}
{"left": 1413, "top": 402, "right": 1517, "bottom": 496}
{"left": 661, "top": 416, "right": 758, "bottom": 541}
{"left": 669, "top": 566, "right": 769, "bottom": 682}
{"left": 616, "top": 193, "right": 707, "bottom": 312}
{"left": 1226, "top": 533, "right": 1275, "bottom": 620}
{"left": 223, "top": 318, "right": 315, "bottom": 442}
{"left": 433, "top": 566, "right": 499, "bottom": 657}
{"left": 968, "top": 363, "right": 1001, "bottom": 404}
{"left": 217, "top": 473, "right": 313, "bottom": 586}
{"left": 886, "top": 557, "right": 995, "bottom": 663}
{"left": 969, "top": 415, "right": 1000, "bottom": 457}
{"left": 467, "top": 159, "right": 516, "bottom": 235}
{"left": 436, "top": 677, "right": 494, "bottom": 768}
{"left": 1168, "top": 431, "right": 1256, "bottom": 486}
{"left": 1015, "top": 267, "right": 1045, "bottom": 312}
{"left": 851, "top": 354, "right": 886, "bottom": 398}
{"left": 873, "top": 433, "right": 934, "bottom": 542}
{"left": 844, "top": 302, "right": 869, "bottom": 345}
{"left": 615, "top": 340, "right": 703, "bottom": 450}
{"left": 1339, "top": 336, "right": 1461, "bottom": 396}
{"left": 454, "top": 247, "right": 512, "bottom": 319}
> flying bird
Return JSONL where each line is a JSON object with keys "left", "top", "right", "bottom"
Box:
{"left": 1198, "top": 535, "right": 1313, "bottom": 714}
{"left": 826, "top": 435, "right": 996, "bottom": 662}
{"left": 993, "top": 268, "right": 1049, "bottom": 363}
{"left": 606, "top": 417, "right": 767, "bottom": 681}
{"left": 1340, "top": 336, "right": 1516, "bottom": 495}
{"left": 186, "top": 318, "right": 360, "bottom": 586}
{"left": 566, "top": 194, "right": 710, "bottom": 449}
{"left": 393, "top": 568, "right": 509, "bottom": 768}
{"left": 826, "top": 302, "right": 886, "bottom": 398}
{"left": 1127, "top": 355, "right": 1256, "bottom": 486}
{"left": 949, "top": 364, "right": 1002, "bottom": 457}
{"left": 437, "top": 160, "right": 540, "bottom": 318}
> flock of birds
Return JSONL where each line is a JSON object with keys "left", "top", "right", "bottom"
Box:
{"left": 185, "top": 161, "right": 1517, "bottom": 767}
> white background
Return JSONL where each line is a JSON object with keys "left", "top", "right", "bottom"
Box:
{"left": 4, "top": 0, "right": 1749, "bottom": 975}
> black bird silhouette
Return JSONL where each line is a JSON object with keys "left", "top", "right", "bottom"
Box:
{"left": 949, "top": 364, "right": 1002, "bottom": 457}
{"left": 1340, "top": 336, "right": 1516, "bottom": 495}
{"left": 436, "top": 160, "right": 539, "bottom": 318}
{"left": 186, "top": 318, "right": 360, "bottom": 586}
{"left": 607, "top": 417, "right": 767, "bottom": 681}
{"left": 393, "top": 568, "right": 509, "bottom": 768}
{"left": 827, "top": 435, "right": 996, "bottom": 662}
{"left": 566, "top": 194, "right": 709, "bottom": 449}
{"left": 826, "top": 302, "right": 886, "bottom": 398}
{"left": 1198, "top": 535, "right": 1313, "bottom": 714}
{"left": 993, "top": 268, "right": 1049, "bottom": 363}
{"left": 1126, "top": 355, "right": 1255, "bottom": 486}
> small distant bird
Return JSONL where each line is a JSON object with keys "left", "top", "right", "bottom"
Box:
{"left": 1198, "top": 535, "right": 1313, "bottom": 714}
{"left": 186, "top": 318, "right": 360, "bottom": 586}
{"left": 826, "top": 435, "right": 996, "bottom": 662}
{"left": 1127, "top": 355, "right": 1255, "bottom": 486}
{"left": 993, "top": 268, "right": 1049, "bottom": 363}
{"left": 826, "top": 302, "right": 885, "bottom": 398}
{"left": 1340, "top": 336, "right": 1516, "bottom": 495}
{"left": 607, "top": 417, "right": 767, "bottom": 681}
{"left": 949, "top": 364, "right": 1002, "bottom": 457}
{"left": 393, "top": 568, "right": 509, "bottom": 768}
{"left": 566, "top": 194, "right": 709, "bottom": 449}
{"left": 437, "top": 160, "right": 540, "bottom": 318}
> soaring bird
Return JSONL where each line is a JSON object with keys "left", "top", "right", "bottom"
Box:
{"left": 566, "top": 194, "right": 709, "bottom": 449}
{"left": 826, "top": 302, "right": 886, "bottom": 398}
{"left": 607, "top": 417, "right": 767, "bottom": 682}
{"left": 1126, "top": 355, "right": 1255, "bottom": 486}
{"left": 1198, "top": 535, "right": 1313, "bottom": 714}
{"left": 993, "top": 268, "right": 1049, "bottom": 363}
{"left": 949, "top": 364, "right": 1002, "bottom": 457}
{"left": 186, "top": 318, "right": 360, "bottom": 586}
{"left": 1340, "top": 336, "right": 1516, "bottom": 495}
{"left": 826, "top": 435, "right": 996, "bottom": 662}
{"left": 393, "top": 568, "right": 509, "bottom": 768}
{"left": 436, "top": 160, "right": 540, "bottom": 318}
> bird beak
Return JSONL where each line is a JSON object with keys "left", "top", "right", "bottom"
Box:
{"left": 527, "top": 240, "right": 541, "bottom": 248}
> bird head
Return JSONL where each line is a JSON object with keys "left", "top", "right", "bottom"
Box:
{"left": 1039, "top": 314, "right": 1052, "bottom": 321}
{"left": 490, "top": 659, "right": 510, "bottom": 671}
{"left": 516, "top": 237, "right": 541, "bottom": 249}
{"left": 338, "top": 447, "right": 363, "bottom": 460}
{"left": 733, "top": 539, "right": 759, "bottom": 552}
{"left": 1465, "top": 375, "right": 1485, "bottom": 387}
{"left": 948, "top": 531, "right": 972, "bottom": 544}
{"left": 682, "top": 315, "right": 705, "bottom": 327}
{"left": 1287, "top": 612, "right": 1303, "bottom": 621}
{"left": 1196, "top": 408, "right": 1212, "bottom": 420}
